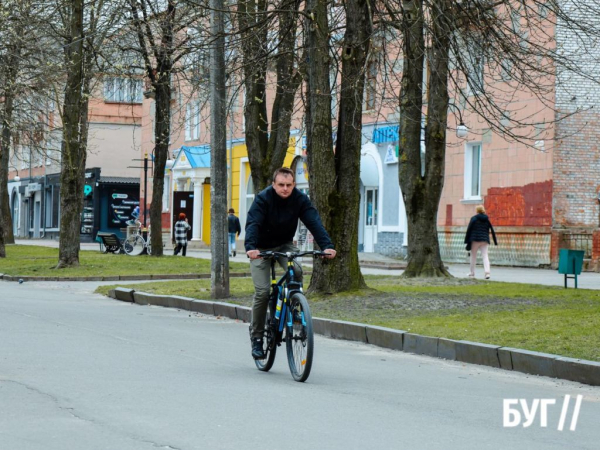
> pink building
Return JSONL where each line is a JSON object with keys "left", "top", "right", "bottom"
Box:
{"left": 7, "top": 77, "right": 143, "bottom": 239}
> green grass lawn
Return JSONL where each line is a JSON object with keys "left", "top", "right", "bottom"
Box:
{"left": 95, "top": 275, "right": 600, "bottom": 362}
{"left": 0, "top": 245, "right": 249, "bottom": 277}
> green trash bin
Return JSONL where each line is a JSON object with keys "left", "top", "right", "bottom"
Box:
{"left": 558, "top": 249, "right": 584, "bottom": 288}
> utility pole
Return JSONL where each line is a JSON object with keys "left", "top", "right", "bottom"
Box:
{"left": 210, "top": 0, "right": 229, "bottom": 298}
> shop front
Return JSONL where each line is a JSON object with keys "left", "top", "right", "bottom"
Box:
{"left": 92, "top": 175, "right": 140, "bottom": 240}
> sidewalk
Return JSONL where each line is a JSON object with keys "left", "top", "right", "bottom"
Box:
{"left": 14, "top": 238, "right": 600, "bottom": 289}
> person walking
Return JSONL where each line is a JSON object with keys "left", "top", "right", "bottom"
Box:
{"left": 465, "top": 205, "right": 498, "bottom": 279}
{"left": 174, "top": 213, "right": 191, "bottom": 256}
{"left": 227, "top": 208, "right": 241, "bottom": 257}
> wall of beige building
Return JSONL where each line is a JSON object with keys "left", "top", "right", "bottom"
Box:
{"left": 86, "top": 122, "right": 142, "bottom": 177}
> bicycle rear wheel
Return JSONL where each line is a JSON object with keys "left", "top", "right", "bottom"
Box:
{"left": 124, "top": 235, "right": 145, "bottom": 256}
{"left": 255, "top": 303, "right": 277, "bottom": 372}
{"left": 286, "top": 293, "right": 314, "bottom": 382}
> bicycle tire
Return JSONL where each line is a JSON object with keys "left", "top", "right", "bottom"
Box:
{"left": 124, "top": 235, "right": 145, "bottom": 256}
{"left": 255, "top": 303, "right": 277, "bottom": 372}
{"left": 286, "top": 293, "right": 314, "bottom": 382}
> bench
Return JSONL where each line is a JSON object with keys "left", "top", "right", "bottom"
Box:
{"left": 96, "top": 232, "right": 125, "bottom": 254}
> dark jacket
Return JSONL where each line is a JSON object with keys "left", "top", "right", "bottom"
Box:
{"left": 245, "top": 186, "right": 334, "bottom": 251}
{"left": 228, "top": 214, "right": 241, "bottom": 235}
{"left": 465, "top": 213, "right": 498, "bottom": 245}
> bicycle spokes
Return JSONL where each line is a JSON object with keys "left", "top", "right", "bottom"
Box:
{"left": 286, "top": 294, "right": 314, "bottom": 382}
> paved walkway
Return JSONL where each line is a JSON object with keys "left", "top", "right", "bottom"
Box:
{"left": 13, "top": 238, "right": 600, "bottom": 289}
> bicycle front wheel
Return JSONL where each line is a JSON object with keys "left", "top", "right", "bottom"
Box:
{"left": 124, "top": 235, "right": 145, "bottom": 256}
{"left": 286, "top": 293, "right": 314, "bottom": 382}
{"left": 255, "top": 303, "right": 277, "bottom": 372}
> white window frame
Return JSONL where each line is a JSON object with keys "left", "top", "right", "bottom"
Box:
{"left": 364, "top": 62, "right": 377, "bottom": 111}
{"left": 162, "top": 174, "right": 170, "bottom": 212}
{"left": 185, "top": 101, "right": 200, "bottom": 141}
{"left": 330, "top": 69, "right": 338, "bottom": 118}
{"left": 463, "top": 142, "right": 482, "bottom": 201}
{"left": 21, "top": 146, "right": 30, "bottom": 170}
{"left": 466, "top": 42, "right": 485, "bottom": 95}
{"left": 104, "top": 77, "right": 143, "bottom": 104}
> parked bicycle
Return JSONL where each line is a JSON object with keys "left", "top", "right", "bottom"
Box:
{"left": 254, "top": 250, "right": 327, "bottom": 382}
{"left": 123, "top": 220, "right": 152, "bottom": 256}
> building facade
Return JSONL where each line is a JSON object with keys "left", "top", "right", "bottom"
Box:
{"left": 7, "top": 78, "right": 143, "bottom": 240}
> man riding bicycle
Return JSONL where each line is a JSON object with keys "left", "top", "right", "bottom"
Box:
{"left": 245, "top": 167, "right": 336, "bottom": 359}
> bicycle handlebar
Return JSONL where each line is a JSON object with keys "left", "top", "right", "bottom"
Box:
{"left": 256, "top": 250, "right": 330, "bottom": 260}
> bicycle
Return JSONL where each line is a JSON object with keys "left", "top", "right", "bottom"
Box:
{"left": 253, "top": 250, "right": 327, "bottom": 382}
{"left": 123, "top": 220, "right": 152, "bottom": 256}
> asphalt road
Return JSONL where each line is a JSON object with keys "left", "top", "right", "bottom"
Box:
{"left": 1, "top": 280, "right": 599, "bottom": 450}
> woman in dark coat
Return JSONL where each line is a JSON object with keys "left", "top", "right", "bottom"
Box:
{"left": 465, "top": 205, "right": 498, "bottom": 279}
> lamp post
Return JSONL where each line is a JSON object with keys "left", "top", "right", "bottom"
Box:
{"left": 127, "top": 153, "right": 150, "bottom": 228}
{"left": 447, "top": 102, "right": 469, "bottom": 139}
{"left": 456, "top": 123, "right": 468, "bottom": 139}
{"left": 143, "top": 153, "right": 148, "bottom": 227}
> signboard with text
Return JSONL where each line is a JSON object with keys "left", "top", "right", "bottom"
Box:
{"left": 109, "top": 190, "right": 139, "bottom": 227}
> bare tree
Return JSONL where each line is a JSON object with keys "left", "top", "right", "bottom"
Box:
{"left": 53, "top": 0, "right": 120, "bottom": 268}
{"left": 0, "top": 0, "right": 39, "bottom": 244}
{"left": 126, "top": 0, "right": 205, "bottom": 256}
{"left": 304, "top": 0, "right": 372, "bottom": 293}
{"left": 373, "top": 0, "right": 600, "bottom": 277}
{"left": 56, "top": 0, "right": 91, "bottom": 267}
{"left": 237, "top": 0, "right": 303, "bottom": 192}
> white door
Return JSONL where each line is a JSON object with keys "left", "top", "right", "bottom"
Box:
{"left": 364, "top": 188, "right": 378, "bottom": 252}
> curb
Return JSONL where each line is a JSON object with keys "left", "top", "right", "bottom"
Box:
{"left": 360, "top": 262, "right": 406, "bottom": 270}
{"left": 105, "top": 289, "right": 600, "bottom": 387}
{"left": 0, "top": 272, "right": 253, "bottom": 282}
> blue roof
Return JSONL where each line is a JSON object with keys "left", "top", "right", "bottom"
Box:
{"left": 178, "top": 145, "right": 211, "bottom": 168}
{"left": 372, "top": 125, "right": 399, "bottom": 144}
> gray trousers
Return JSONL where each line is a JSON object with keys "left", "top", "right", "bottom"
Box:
{"left": 250, "top": 242, "right": 302, "bottom": 339}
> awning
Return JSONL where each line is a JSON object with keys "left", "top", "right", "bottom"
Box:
{"left": 360, "top": 151, "right": 379, "bottom": 187}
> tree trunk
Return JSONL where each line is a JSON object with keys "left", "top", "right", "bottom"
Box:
{"left": 265, "top": 0, "right": 301, "bottom": 183}
{"left": 238, "top": 0, "right": 269, "bottom": 192}
{"left": 0, "top": 216, "right": 5, "bottom": 257}
{"left": 149, "top": 78, "right": 171, "bottom": 257}
{"left": 56, "top": 0, "right": 89, "bottom": 269}
{"left": 0, "top": 34, "right": 21, "bottom": 244}
{"left": 0, "top": 89, "right": 15, "bottom": 243}
{"left": 305, "top": 0, "right": 368, "bottom": 293}
{"left": 398, "top": 0, "right": 452, "bottom": 278}
{"left": 238, "top": 0, "right": 301, "bottom": 192}
{"left": 148, "top": 1, "right": 176, "bottom": 257}
{"left": 210, "top": 0, "right": 230, "bottom": 298}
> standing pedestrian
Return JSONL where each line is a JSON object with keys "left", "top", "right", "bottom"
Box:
{"left": 465, "top": 205, "right": 498, "bottom": 279}
{"left": 174, "top": 213, "right": 191, "bottom": 256}
{"left": 227, "top": 208, "right": 241, "bottom": 257}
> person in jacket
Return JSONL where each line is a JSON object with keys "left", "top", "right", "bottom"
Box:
{"left": 245, "top": 167, "right": 336, "bottom": 360}
{"left": 227, "top": 208, "right": 241, "bottom": 257}
{"left": 464, "top": 205, "right": 498, "bottom": 279}
{"left": 174, "top": 213, "right": 192, "bottom": 256}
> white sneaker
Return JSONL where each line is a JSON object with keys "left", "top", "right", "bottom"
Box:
{"left": 485, "top": 273, "right": 490, "bottom": 279}
{"left": 467, "top": 273, "right": 475, "bottom": 278}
